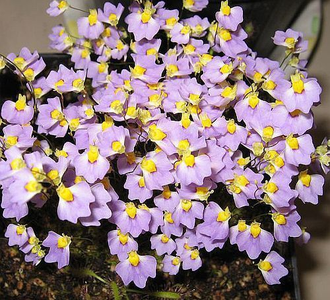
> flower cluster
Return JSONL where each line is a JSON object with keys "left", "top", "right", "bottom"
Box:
{"left": 0, "top": 0, "right": 328, "bottom": 289}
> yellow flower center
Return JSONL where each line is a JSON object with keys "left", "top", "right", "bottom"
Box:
{"left": 141, "top": 158, "right": 157, "bottom": 173}
{"left": 161, "top": 186, "right": 171, "bottom": 199}
{"left": 47, "top": 169, "right": 60, "bottom": 184}
{"left": 118, "top": 231, "right": 129, "bottom": 245}
{"left": 148, "top": 124, "right": 167, "bottom": 141}
{"left": 217, "top": 207, "right": 231, "bottom": 222}
{"left": 112, "top": 141, "right": 125, "bottom": 154}
{"left": 138, "top": 177, "right": 145, "bottom": 188}
{"left": 273, "top": 213, "right": 287, "bottom": 225}
{"left": 128, "top": 251, "right": 140, "bottom": 266}
{"left": 172, "top": 257, "right": 180, "bottom": 265}
{"left": 287, "top": 135, "right": 299, "bottom": 150}
{"left": 227, "top": 120, "right": 236, "bottom": 134}
{"left": 141, "top": 10, "right": 152, "bottom": 23}
{"left": 180, "top": 25, "right": 191, "bottom": 35}
{"left": 184, "top": 0, "right": 195, "bottom": 8}
{"left": 70, "top": 118, "right": 80, "bottom": 131}
{"left": 184, "top": 44, "right": 196, "bottom": 54}
{"left": 166, "top": 64, "right": 179, "bottom": 76}
{"left": 57, "top": 185, "right": 74, "bottom": 202}
{"left": 126, "top": 106, "right": 137, "bottom": 118}
{"left": 57, "top": 236, "right": 70, "bottom": 248}
{"left": 221, "top": 2, "right": 231, "bottom": 15}
{"left": 219, "top": 29, "right": 232, "bottom": 41}
{"left": 291, "top": 73, "right": 305, "bottom": 94}
{"left": 58, "top": 1, "right": 68, "bottom": 9}
{"left": 34, "top": 87, "right": 43, "bottom": 98}
{"left": 13, "top": 57, "right": 26, "bottom": 70}
{"left": 88, "top": 9, "right": 98, "bottom": 26}
{"left": 10, "top": 158, "right": 25, "bottom": 170}
{"left": 285, "top": 37, "right": 296, "bottom": 49}
{"left": 23, "top": 68, "right": 35, "bottom": 81}
{"left": 15, "top": 95, "right": 27, "bottom": 111}
{"left": 183, "top": 154, "right": 195, "bottom": 167}
{"left": 98, "top": 62, "right": 107, "bottom": 73}
{"left": 264, "top": 182, "right": 278, "bottom": 194}
{"left": 87, "top": 145, "right": 99, "bottom": 163}
{"left": 164, "top": 212, "right": 174, "bottom": 223}
{"left": 263, "top": 80, "right": 277, "bottom": 90}
{"left": 250, "top": 222, "right": 261, "bottom": 238}
{"left": 72, "top": 78, "right": 84, "bottom": 90}
{"left": 259, "top": 261, "right": 273, "bottom": 272}
{"left": 248, "top": 94, "right": 260, "bottom": 109}
{"left": 16, "top": 225, "right": 26, "bottom": 235}
{"left": 299, "top": 170, "right": 311, "bottom": 187}
{"left": 238, "top": 220, "right": 247, "bottom": 232}
{"left": 125, "top": 203, "right": 137, "bottom": 218}
{"left": 190, "top": 249, "right": 199, "bottom": 260}
{"left": 181, "top": 199, "right": 192, "bottom": 212}
{"left": 5, "top": 136, "right": 18, "bottom": 148}
{"left": 262, "top": 126, "right": 274, "bottom": 142}
{"left": 166, "top": 17, "right": 177, "bottom": 27}
{"left": 132, "top": 65, "right": 146, "bottom": 77}
{"left": 188, "top": 93, "right": 200, "bottom": 105}
{"left": 220, "top": 64, "right": 232, "bottom": 74}
{"left": 109, "top": 13, "right": 118, "bottom": 26}
{"left": 25, "top": 180, "right": 42, "bottom": 193}
{"left": 161, "top": 234, "right": 170, "bottom": 243}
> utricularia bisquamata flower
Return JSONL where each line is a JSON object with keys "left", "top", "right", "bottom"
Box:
{"left": 0, "top": 0, "right": 328, "bottom": 289}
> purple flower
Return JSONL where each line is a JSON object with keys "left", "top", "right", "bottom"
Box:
{"left": 272, "top": 210, "right": 301, "bottom": 242}
{"left": 56, "top": 181, "right": 95, "bottom": 223}
{"left": 77, "top": 9, "right": 104, "bottom": 40}
{"left": 296, "top": 228, "right": 311, "bottom": 246}
{"left": 162, "top": 255, "right": 181, "bottom": 275}
{"left": 181, "top": 248, "right": 202, "bottom": 271}
{"left": 283, "top": 72, "right": 321, "bottom": 114}
{"left": 216, "top": 1, "right": 243, "bottom": 31}
{"left": 124, "top": 173, "right": 153, "bottom": 203}
{"left": 183, "top": 0, "right": 208, "bottom": 12}
{"left": 284, "top": 134, "right": 315, "bottom": 166}
{"left": 42, "top": 231, "right": 71, "bottom": 269}
{"left": 172, "top": 199, "right": 204, "bottom": 229}
{"left": 115, "top": 251, "right": 157, "bottom": 288}
{"left": 125, "top": 2, "right": 161, "bottom": 41}
{"left": 110, "top": 200, "right": 151, "bottom": 238}
{"left": 150, "top": 234, "right": 176, "bottom": 255}
{"left": 262, "top": 172, "right": 297, "bottom": 209}
{"left": 273, "top": 29, "right": 308, "bottom": 53}
{"left": 47, "top": 1, "right": 69, "bottom": 17}
{"left": 235, "top": 222, "right": 274, "bottom": 259}
{"left": 98, "top": 2, "right": 124, "bottom": 26}
{"left": 107, "top": 229, "right": 138, "bottom": 260}
{"left": 2, "top": 124, "right": 35, "bottom": 151}
{"left": 295, "top": 170, "right": 324, "bottom": 204}
{"left": 258, "top": 251, "right": 288, "bottom": 285}
{"left": 7, "top": 47, "right": 39, "bottom": 71}
{"left": 36, "top": 96, "right": 68, "bottom": 137}
{"left": 73, "top": 145, "right": 110, "bottom": 184}
{"left": 139, "top": 151, "right": 174, "bottom": 190}
{"left": 1, "top": 94, "right": 34, "bottom": 125}
{"left": 5, "top": 224, "right": 29, "bottom": 246}
{"left": 154, "top": 186, "right": 180, "bottom": 212}
{"left": 79, "top": 183, "right": 112, "bottom": 226}
{"left": 196, "top": 202, "right": 230, "bottom": 241}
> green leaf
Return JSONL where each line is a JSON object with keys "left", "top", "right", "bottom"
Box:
{"left": 126, "top": 289, "right": 180, "bottom": 299}
{"left": 110, "top": 281, "right": 121, "bottom": 300}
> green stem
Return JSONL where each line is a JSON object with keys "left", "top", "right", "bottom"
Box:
{"left": 126, "top": 289, "right": 181, "bottom": 299}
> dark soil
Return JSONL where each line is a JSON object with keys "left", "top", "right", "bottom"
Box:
{"left": 0, "top": 236, "right": 296, "bottom": 300}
